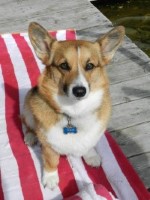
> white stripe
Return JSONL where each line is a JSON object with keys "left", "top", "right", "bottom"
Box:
{"left": 67, "top": 156, "right": 85, "bottom": 190}
{"left": 2, "top": 34, "right": 63, "bottom": 200}
{"left": 68, "top": 156, "right": 103, "bottom": 200}
{"left": 77, "top": 186, "right": 94, "bottom": 200}
{"left": 68, "top": 156, "right": 92, "bottom": 185}
{"left": 74, "top": 184, "right": 107, "bottom": 200}
{"left": 0, "top": 67, "right": 24, "bottom": 200}
{"left": 56, "top": 30, "right": 66, "bottom": 41}
{"left": 96, "top": 135, "right": 138, "bottom": 200}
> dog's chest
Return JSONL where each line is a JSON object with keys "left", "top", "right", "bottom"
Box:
{"left": 46, "top": 113, "right": 103, "bottom": 156}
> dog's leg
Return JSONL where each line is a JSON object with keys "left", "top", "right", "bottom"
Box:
{"left": 83, "top": 148, "right": 101, "bottom": 167}
{"left": 24, "top": 131, "right": 38, "bottom": 146}
{"left": 21, "top": 113, "right": 38, "bottom": 146}
{"left": 42, "top": 145, "right": 60, "bottom": 189}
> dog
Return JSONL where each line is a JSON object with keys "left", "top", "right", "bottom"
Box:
{"left": 22, "top": 22, "right": 125, "bottom": 189}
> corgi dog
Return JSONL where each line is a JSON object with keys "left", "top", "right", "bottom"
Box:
{"left": 22, "top": 22, "right": 125, "bottom": 189}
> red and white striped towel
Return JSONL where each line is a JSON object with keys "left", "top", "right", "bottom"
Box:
{"left": 0, "top": 30, "right": 150, "bottom": 200}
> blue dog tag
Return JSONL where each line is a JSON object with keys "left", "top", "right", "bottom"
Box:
{"left": 63, "top": 127, "right": 77, "bottom": 134}
{"left": 63, "top": 115, "right": 77, "bottom": 134}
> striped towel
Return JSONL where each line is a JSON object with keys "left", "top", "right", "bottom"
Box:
{"left": 0, "top": 30, "right": 150, "bottom": 200}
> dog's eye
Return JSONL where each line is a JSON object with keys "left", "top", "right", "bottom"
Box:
{"left": 85, "top": 63, "right": 94, "bottom": 71}
{"left": 59, "top": 62, "right": 70, "bottom": 71}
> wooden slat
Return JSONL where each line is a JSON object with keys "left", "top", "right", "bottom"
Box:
{"left": 129, "top": 153, "right": 150, "bottom": 189}
{"left": 110, "top": 122, "right": 150, "bottom": 157}
{"left": 107, "top": 44, "right": 150, "bottom": 84}
{"left": 110, "top": 75, "right": 150, "bottom": 105}
{"left": 0, "top": 0, "right": 105, "bottom": 33}
{"left": 109, "top": 98, "right": 150, "bottom": 131}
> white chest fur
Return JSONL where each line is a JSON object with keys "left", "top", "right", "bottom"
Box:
{"left": 47, "top": 90, "right": 105, "bottom": 156}
{"left": 46, "top": 113, "right": 104, "bottom": 156}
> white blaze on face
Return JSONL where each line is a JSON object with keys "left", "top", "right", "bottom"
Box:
{"left": 68, "top": 47, "right": 90, "bottom": 99}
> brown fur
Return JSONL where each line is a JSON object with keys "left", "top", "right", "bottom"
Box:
{"left": 22, "top": 22, "right": 125, "bottom": 180}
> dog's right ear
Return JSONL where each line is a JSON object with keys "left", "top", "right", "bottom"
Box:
{"left": 28, "top": 22, "right": 55, "bottom": 65}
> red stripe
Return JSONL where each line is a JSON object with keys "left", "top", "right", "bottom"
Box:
{"left": 0, "top": 172, "right": 4, "bottom": 200}
{"left": 58, "top": 156, "right": 79, "bottom": 198}
{"left": 83, "top": 159, "right": 116, "bottom": 197}
{"left": 105, "top": 131, "right": 150, "bottom": 200}
{"left": 94, "top": 184, "right": 113, "bottom": 200}
{"left": 49, "top": 31, "right": 57, "bottom": 39}
{"left": 12, "top": 34, "right": 40, "bottom": 87}
{"left": 64, "top": 194, "right": 82, "bottom": 200}
{"left": 66, "top": 30, "right": 76, "bottom": 40}
{"left": 0, "top": 36, "right": 43, "bottom": 200}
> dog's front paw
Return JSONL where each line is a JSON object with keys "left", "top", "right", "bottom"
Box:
{"left": 42, "top": 170, "right": 59, "bottom": 190}
{"left": 84, "top": 154, "right": 101, "bottom": 167}
{"left": 83, "top": 148, "right": 101, "bottom": 167}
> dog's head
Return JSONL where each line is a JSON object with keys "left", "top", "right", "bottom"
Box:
{"left": 28, "top": 22, "right": 124, "bottom": 111}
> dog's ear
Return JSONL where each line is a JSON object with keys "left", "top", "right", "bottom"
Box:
{"left": 28, "top": 22, "right": 55, "bottom": 65}
{"left": 96, "top": 26, "right": 125, "bottom": 65}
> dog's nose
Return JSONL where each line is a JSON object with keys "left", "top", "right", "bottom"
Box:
{"left": 72, "top": 86, "right": 86, "bottom": 98}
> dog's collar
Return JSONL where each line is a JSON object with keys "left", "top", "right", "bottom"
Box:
{"left": 63, "top": 114, "right": 77, "bottom": 134}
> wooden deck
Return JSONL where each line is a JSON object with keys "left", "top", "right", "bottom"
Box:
{"left": 0, "top": 0, "right": 150, "bottom": 189}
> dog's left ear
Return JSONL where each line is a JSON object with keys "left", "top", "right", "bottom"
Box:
{"left": 96, "top": 26, "right": 125, "bottom": 65}
{"left": 28, "top": 22, "right": 55, "bottom": 65}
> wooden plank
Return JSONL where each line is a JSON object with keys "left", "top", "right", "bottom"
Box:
{"left": 110, "top": 122, "right": 150, "bottom": 157}
{"left": 129, "top": 153, "right": 150, "bottom": 189}
{"left": 109, "top": 98, "right": 150, "bottom": 131}
{"left": 107, "top": 43, "right": 150, "bottom": 84}
{"left": 0, "top": 0, "right": 105, "bottom": 33}
{"left": 110, "top": 75, "right": 150, "bottom": 105}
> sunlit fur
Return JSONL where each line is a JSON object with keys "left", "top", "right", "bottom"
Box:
{"left": 22, "top": 22, "right": 125, "bottom": 189}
